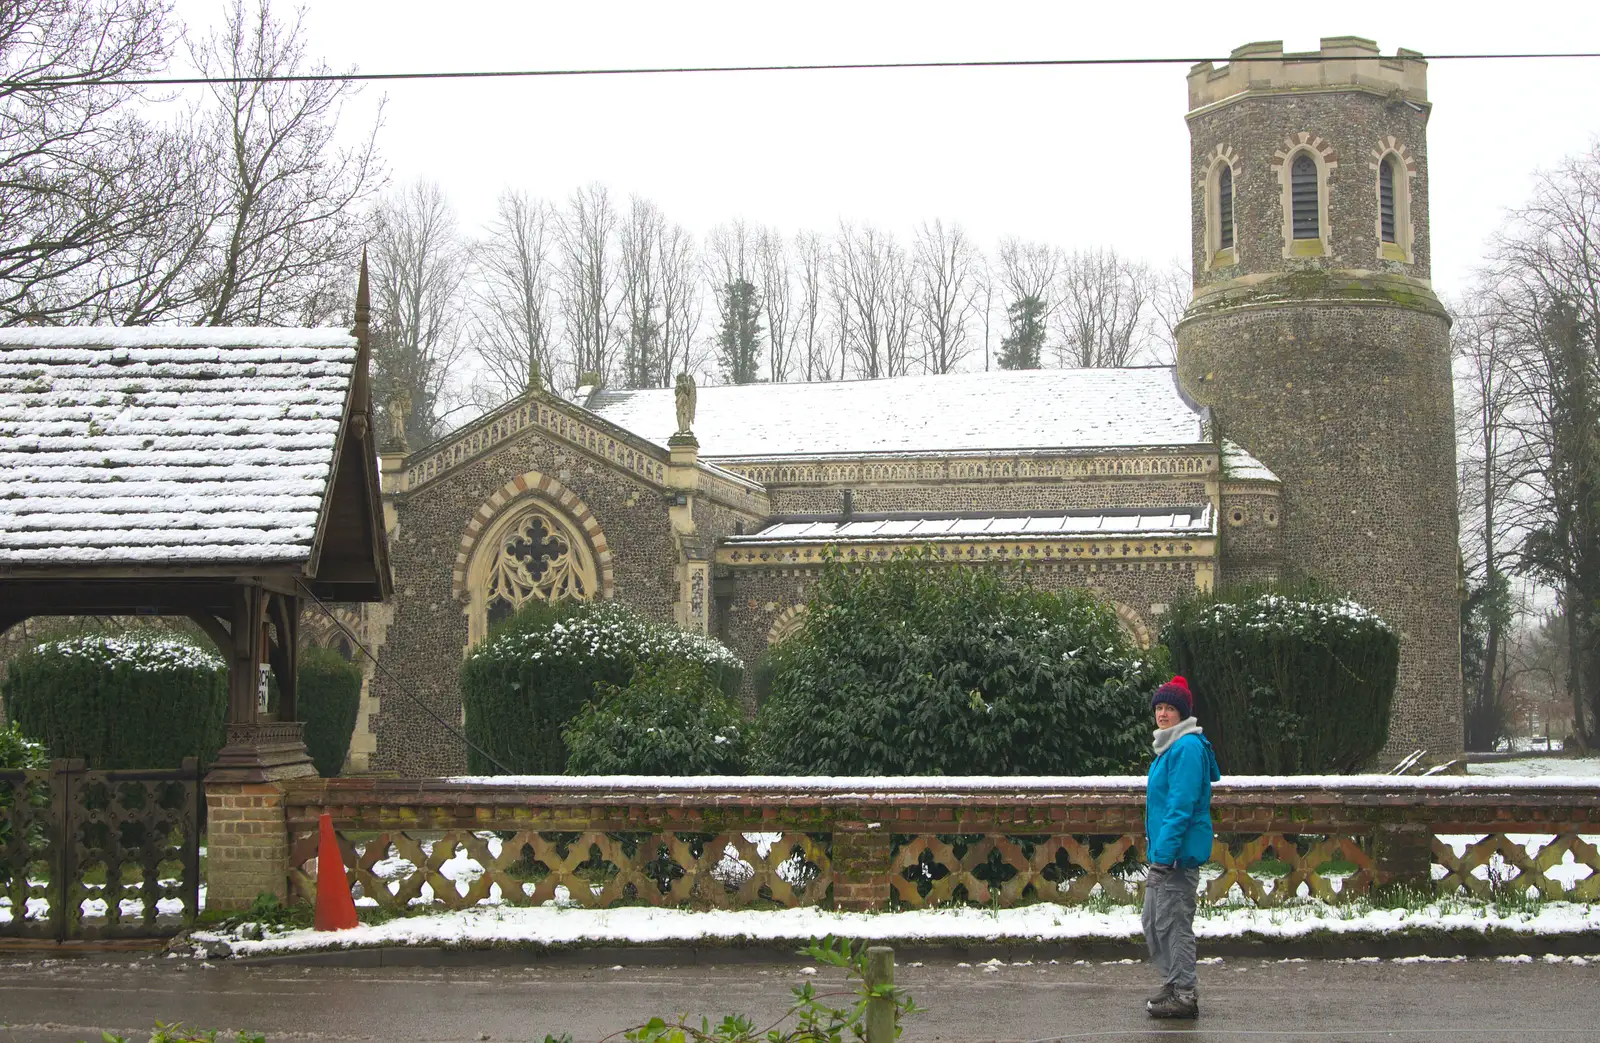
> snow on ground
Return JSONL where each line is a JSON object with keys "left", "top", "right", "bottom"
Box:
{"left": 1467, "top": 756, "right": 1600, "bottom": 778}
{"left": 205, "top": 897, "right": 1600, "bottom": 959}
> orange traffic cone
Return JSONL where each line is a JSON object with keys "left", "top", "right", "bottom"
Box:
{"left": 313, "top": 812, "right": 360, "bottom": 932}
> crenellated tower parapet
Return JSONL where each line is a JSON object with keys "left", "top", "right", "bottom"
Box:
{"left": 1188, "top": 37, "right": 1427, "bottom": 113}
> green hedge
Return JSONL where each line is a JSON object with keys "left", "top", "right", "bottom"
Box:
{"left": 460, "top": 600, "right": 744, "bottom": 775}
{"left": 755, "top": 553, "right": 1159, "bottom": 775}
{"left": 563, "top": 659, "right": 749, "bottom": 775}
{"left": 294, "top": 647, "right": 363, "bottom": 777}
{"left": 2, "top": 634, "right": 227, "bottom": 770}
{"left": 1160, "top": 583, "right": 1400, "bottom": 773}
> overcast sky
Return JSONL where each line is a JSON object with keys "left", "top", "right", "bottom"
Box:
{"left": 171, "top": 0, "right": 1600, "bottom": 302}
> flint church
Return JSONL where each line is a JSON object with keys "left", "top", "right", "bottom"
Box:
{"left": 310, "top": 38, "right": 1458, "bottom": 774}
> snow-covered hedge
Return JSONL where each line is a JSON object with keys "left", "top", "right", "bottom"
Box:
{"left": 2, "top": 632, "right": 227, "bottom": 769}
{"left": 461, "top": 601, "right": 744, "bottom": 775}
{"left": 1161, "top": 584, "right": 1399, "bottom": 773}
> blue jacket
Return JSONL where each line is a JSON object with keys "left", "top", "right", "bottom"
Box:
{"left": 1145, "top": 731, "right": 1221, "bottom": 868}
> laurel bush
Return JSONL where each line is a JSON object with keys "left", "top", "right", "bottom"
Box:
{"left": 754, "top": 553, "right": 1159, "bottom": 775}
{"left": 461, "top": 600, "right": 744, "bottom": 775}
{"left": 563, "top": 659, "right": 748, "bottom": 775}
{"left": 1160, "top": 582, "right": 1399, "bottom": 773}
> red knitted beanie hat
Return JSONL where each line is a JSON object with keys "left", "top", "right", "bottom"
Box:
{"left": 1151, "top": 675, "right": 1193, "bottom": 718}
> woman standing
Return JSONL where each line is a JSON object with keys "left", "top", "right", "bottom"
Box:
{"left": 1142, "top": 675, "right": 1220, "bottom": 1019}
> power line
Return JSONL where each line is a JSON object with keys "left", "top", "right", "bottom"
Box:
{"left": 9, "top": 51, "right": 1600, "bottom": 90}
{"left": 295, "top": 578, "right": 513, "bottom": 776}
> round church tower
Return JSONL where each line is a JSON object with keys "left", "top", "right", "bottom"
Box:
{"left": 1175, "top": 38, "right": 1461, "bottom": 761}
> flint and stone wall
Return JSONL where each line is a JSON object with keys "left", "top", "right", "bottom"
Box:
{"left": 1179, "top": 47, "right": 1460, "bottom": 761}
{"left": 372, "top": 426, "right": 681, "bottom": 775}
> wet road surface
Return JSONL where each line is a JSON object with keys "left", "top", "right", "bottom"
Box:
{"left": 1, "top": 953, "right": 1596, "bottom": 1042}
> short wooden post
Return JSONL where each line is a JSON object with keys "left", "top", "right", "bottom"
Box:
{"left": 865, "top": 945, "right": 895, "bottom": 1043}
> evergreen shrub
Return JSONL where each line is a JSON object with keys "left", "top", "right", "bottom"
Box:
{"left": 563, "top": 659, "right": 748, "bottom": 775}
{"left": 460, "top": 600, "right": 743, "bottom": 774}
{"left": 1160, "top": 583, "right": 1400, "bottom": 773}
{"left": 2, "top": 633, "right": 226, "bottom": 769}
{"left": 294, "top": 647, "right": 364, "bottom": 777}
{"left": 755, "top": 552, "right": 1159, "bottom": 775}
{"left": 0, "top": 720, "right": 48, "bottom": 771}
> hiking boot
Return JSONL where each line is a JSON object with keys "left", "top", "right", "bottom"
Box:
{"left": 1145, "top": 982, "right": 1175, "bottom": 1006}
{"left": 1147, "top": 987, "right": 1199, "bottom": 1019}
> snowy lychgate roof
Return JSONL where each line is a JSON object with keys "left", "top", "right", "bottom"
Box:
{"left": 587, "top": 368, "right": 1207, "bottom": 458}
{"left": 729, "top": 507, "right": 1213, "bottom": 544}
{"left": 0, "top": 328, "right": 359, "bottom": 567}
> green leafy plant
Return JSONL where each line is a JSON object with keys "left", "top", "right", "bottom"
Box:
{"left": 563, "top": 659, "right": 749, "bottom": 775}
{"left": 0, "top": 719, "right": 48, "bottom": 770}
{"left": 755, "top": 552, "right": 1158, "bottom": 775}
{"left": 3, "top": 633, "right": 226, "bottom": 769}
{"left": 1161, "top": 581, "right": 1400, "bottom": 773}
{"left": 89, "top": 1024, "right": 264, "bottom": 1043}
{"left": 461, "top": 600, "right": 743, "bottom": 774}
{"left": 536, "top": 937, "right": 918, "bottom": 1042}
{"left": 0, "top": 720, "right": 51, "bottom": 883}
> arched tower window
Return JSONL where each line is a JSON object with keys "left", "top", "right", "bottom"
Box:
{"left": 1217, "top": 165, "right": 1234, "bottom": 251}
{"left": 1376, "top": 155, "right": 1401, "bottom": 243}
{"left": 1201, "top": 144, "right": 1241, "bottom": 270}
{"left": 1291, "top": 154, "right": 1320, "bottom": 239}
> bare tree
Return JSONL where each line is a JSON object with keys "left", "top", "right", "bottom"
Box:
{"left": 832, "top": 222, "right": 910, "bottom": 379}
{"left": 0, "top": 0, "right": 178, "bottom": 323}
{"left": 1053, "top": 248, "right": 1152, "bottom": 368}
{"left": 910, "top": 219, "right": 983, "bottom": 374}
{"left": 470, "top": 189, "right": 554, "bottom": 407}
{"left": 370, "top": 180, "right": 470, "bottom": 447}
{"left": 1486, "top": 140, "right": 1600, "bottom": 748}
{"left": 554, "top": 182, "right": 623, "bottom": 387}
{"left": 757, "top": 227, "right": 795, "bottom": 382}
{"left": 792, "top": 230, "right": 837, "bottom": 381}
{"left": 190, "top": 0, "right": 383, "bottom": 326}
{"left": 1147, "top": 260, "right": 1192, "bottom": 366}
{"left": 618, "top": 195, "right": 665, "bottom": 390}
{"left": 995, "top": 237, "right": 1058, "bottom": 305}
{"left": 1454, "top": 293, "right": 1538, "bottom": 749}
{"left": 655, "top": 220, "right": 702, "bottom": 386}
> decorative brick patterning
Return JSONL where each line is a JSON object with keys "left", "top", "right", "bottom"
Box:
{"left": 277, "top": 777, "right": 1600, "bottom": 914}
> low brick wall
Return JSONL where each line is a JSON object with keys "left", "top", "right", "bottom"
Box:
{"left": 200, "top": 776, "right": 1600, "bottom": 914}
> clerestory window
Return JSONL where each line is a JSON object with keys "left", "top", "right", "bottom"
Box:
{"left": 1291, "top": 154, "right": 1319, "bottom": 239}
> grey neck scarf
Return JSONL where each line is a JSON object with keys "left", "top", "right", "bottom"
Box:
{"left": 1152, "top": 716, "right": 1202, "bottom": 756}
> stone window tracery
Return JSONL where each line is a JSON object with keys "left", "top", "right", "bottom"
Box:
{"left": 468, "top": 498, "right": 599, "bottom": 644}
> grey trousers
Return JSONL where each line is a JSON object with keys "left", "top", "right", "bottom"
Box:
{"left": 1142, "top": 865, "right": 1200, "bottom": 990}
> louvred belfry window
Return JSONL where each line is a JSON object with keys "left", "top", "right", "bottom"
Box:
{"left": 1291, "top": 154, "right": 1319, "bottom": 239}
{"left": 1379, "top": 157, "right": 1397, "bottom": 243}
{"left": 1218, "top": 165, "right": 1234, "bottom": 251}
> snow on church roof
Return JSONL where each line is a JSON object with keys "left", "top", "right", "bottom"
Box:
{"left": 0, "top": 327, "right": 359, "bottom": 567}
{"left": 731, "top": 508, "right": 1214, "bottom": 544}
{"left": 587, "top": 368, "right": 1207, "bottom": 458}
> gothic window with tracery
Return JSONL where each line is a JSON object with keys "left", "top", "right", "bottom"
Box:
{"left": 469, "top": 499, "right": 600, "bottom": 643}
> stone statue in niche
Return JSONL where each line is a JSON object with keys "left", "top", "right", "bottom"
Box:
{"left": 674, "top": 372, "right": 696, "bottom": 435}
